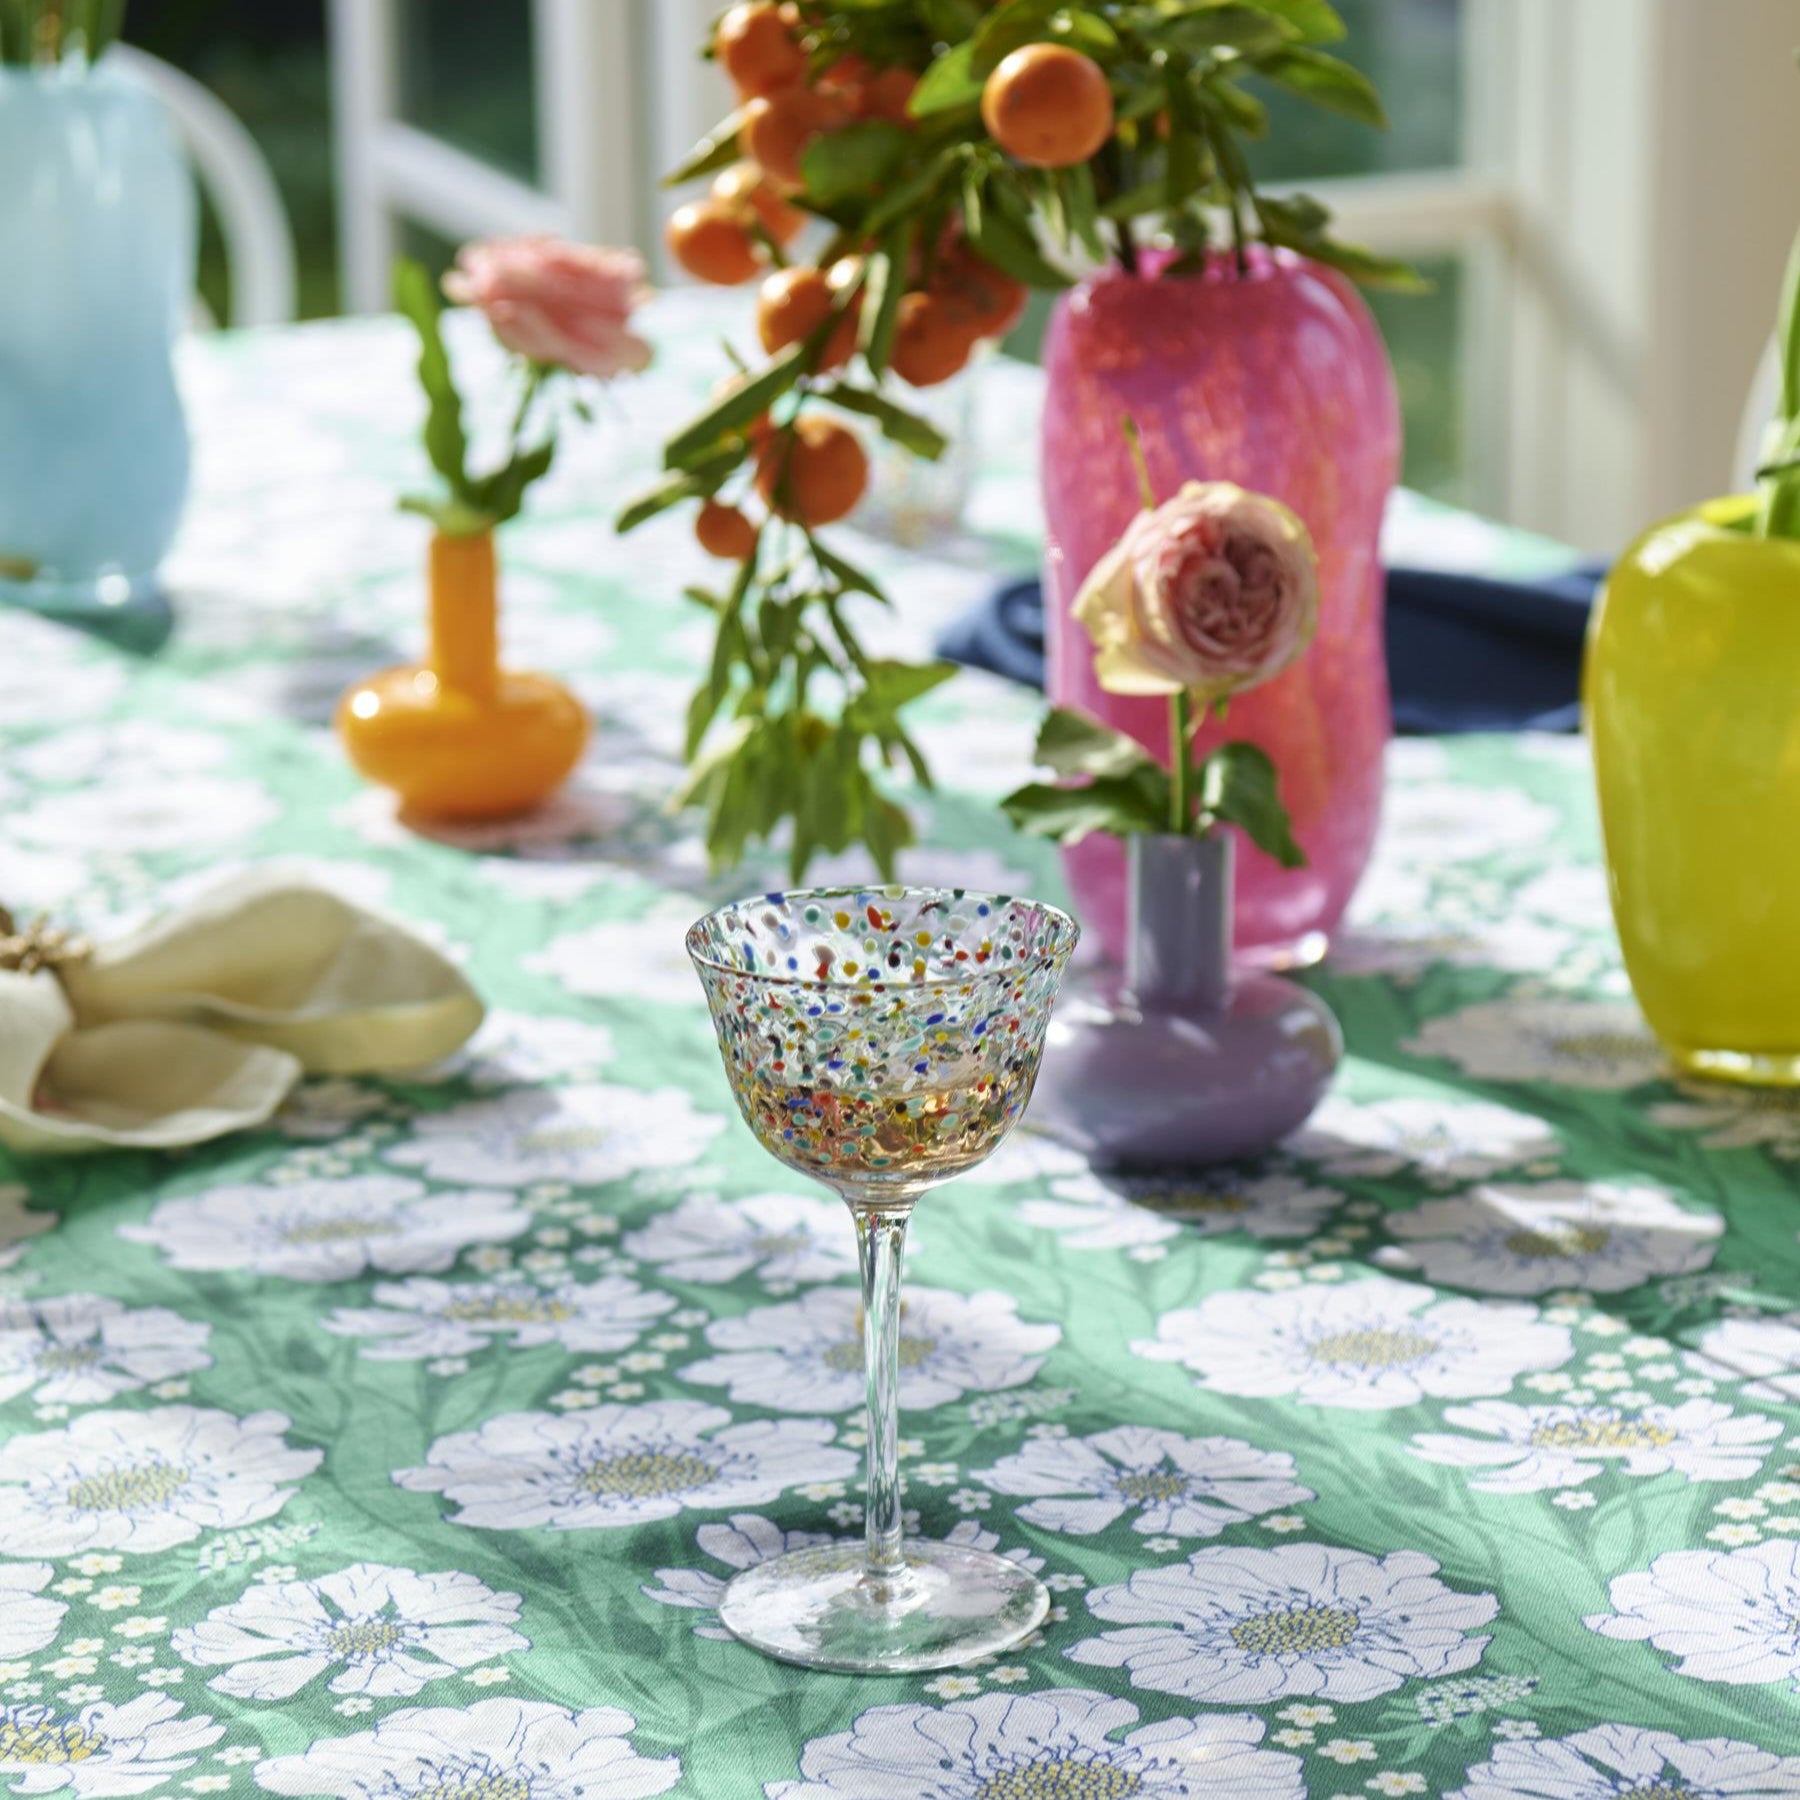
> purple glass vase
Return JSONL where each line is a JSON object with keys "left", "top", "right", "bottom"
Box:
{"left": 1041, "top": 248, "right": 1400, "bottom": 966}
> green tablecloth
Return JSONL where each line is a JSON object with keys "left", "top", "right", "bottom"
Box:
{"left": 4, "top": 296, "right": 1800, "bottom": 1797}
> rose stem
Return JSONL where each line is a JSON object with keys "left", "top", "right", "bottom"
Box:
{"left": 1119, "top": 416, "right": 1193, "bottom": 835}
{"left": 1169, "top": 690, "right": 1193, "bottom": 834}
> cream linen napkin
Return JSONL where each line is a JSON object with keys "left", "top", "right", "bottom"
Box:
{"left": 0, "top": 868, "right": 484, "bottom": 1155}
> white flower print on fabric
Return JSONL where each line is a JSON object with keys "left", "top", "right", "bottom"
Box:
{"left": 642, "top": 1517, "right": 1034, "bottom": 1641}
{"left": 251, "top": 1698, "right": 680, "bottom": 1798}
{"left": 0, "top": 1405, "right": 321, "bottom": 1556}
{"left": 0, "top": 1294, "right": 212, "bottom": 1406}
{"left": 1690, "top": 1312, "right": 1800, "bottom": 1405}
{"left": 682, "top": 1286, "right": 1059, "bottom": 1413}
{"left": 1377, "top": 781, "right": 1557, "bottom": 868}
{"left": 0, "top": 1561, "right": 65, "bottom": 1657}
{"left": 1587, "top": 1540, "right": 1800, "bottom": 1689}
{"left": 1448, "top": 1722, "right": 1800, "bottom": 1800}
{"left": 525, "top": 912, "right": 706, "bottom": 1007}
{"left": 621, "top": 1190, "right": 855, "bottom": 1289}
{"left": 384, "top": 1084, "right": 721, "bottom": 1186}
{"left": 1649, "top": 1083, "right": 1800, "bottom": 1159}
{"left": 1379, "top": 1181, "right": 1721, "bottom": 1296}
{"left": 976, "top": 1130, "right": 1092, "bottom": 1189}
{"left": 394, "top": 1400, "right": 856, "bottom": 1531}
{"left": 1136, "top": 1275, "right": 1574, "bottom": 1411}
{"left": 171, "top": 1562, "right": 528, "bottom": 1701}
{"left": 1404, "top": 998, "right": 1665, "bottom": 1092}
{"left": 323, "top": 1274, "right": 676, "bottom": 1361}
{"left": 0, "top": 1183, "right": 52, "bottom": 1270}
{"left": 17, "top": 720, "right": 227, "bottom": 788}
{"left": 1069, "top": 1543, "right": 1496, "bottom": 1704}
{"left": 974, "top": 1426, "right": 1313, "bottom": 1539}
{"left": 14, "top": 774, "right": 278, "bottom": 854}
{"left": 421, "top": 1008, "right": 617, "bottom": 1088}
{"left": 1328, "top": 913, "right": 1576, "bottom": 983}
{"left": 118, "top": 1176, "right": 529, "bottom": 1283}
{"left": 0, "top": 639, "right": 125, "bottom": 729}
{"left": 1021, "top": 1170, "right": 1339, "bottom": 1252}
{"left": 767, "top": 1689, "right": 1304, "bottom": 1800}
{"left": 1408, "top": 1399, "right": 1781, "bottom": 1494}
{"left": 1289, "top": 1095, "right": 1559, "bottom": 1187}
{"left": 0, "top": 1694, "right": 222, "bottom": 1795}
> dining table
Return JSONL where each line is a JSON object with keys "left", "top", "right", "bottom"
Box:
{"left": 4, "top": 288, "right": 1800, "bottom": 1797}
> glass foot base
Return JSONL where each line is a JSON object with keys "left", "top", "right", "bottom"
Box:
{"left": 717, "top": 1540, "right": 1049, "bottom": 1674}
{"left": 1674, "top": 1046, "right": 1800, "bottom": 1088}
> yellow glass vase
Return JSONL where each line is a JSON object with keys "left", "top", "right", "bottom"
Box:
{"left": 335, "top": 530, "right": 588, "bottom": 821}
{"left": 1586, "top": 495, "right": 1800, "bottom": 1083}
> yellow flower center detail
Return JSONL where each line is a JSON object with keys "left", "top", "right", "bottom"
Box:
{"left": 442, "top": 1294, "right": 573, "bottom": 1325}
{"left": 823, "top": 1335, "right": 937, "bottom": 1374}
{"left": 283, "top": 1217, "right": 402, "bottom": 1244}
{"left": 1143, "top": 1190, "right": 1249, "bottom": 1216}
{"left": 579, "top": 1451, "right": 717, "bottom": 1499}
{"left": 1229, "top": 1604, "right": 1361, "bottom": 1656}
{"left": 1503, "top": 1224, "right": 1610, "bottom": 1259}
{"left": 1112, "top": 1471, "right": 1191, "bottom": 1504}
{"left": 325, "top": 1619, "right": 407, "bottom": 1656}
{"left": 1308, "top": 1329, "right": 1437, "bottom": 1370}
{"left": 66, "top": 1461, "right": 191, "bottom": 1512}
{"left": 975, "top": 1761, "right": 1145, "bottom": 1800}
{"left": 521, "top": 1126, "right": 605, "bottom": 1154}
{"left": 1529, "top": 1418, "right": 1677, "bottom": 1452}
{"left": 412, "top": 1776, "right": 531, "bottom": 1800}
{"left": 0, "top": 1718, "right": 105, "bottom": 1764}
{"left": 1615, "top": 1787, "right": 1698, "bottom": 1800}
{"left": 34, "top": 1343, "right": 102, "bottom": 1372}
{"left": 1551, "top": 1031, "right": 1651, "bottom": 1064}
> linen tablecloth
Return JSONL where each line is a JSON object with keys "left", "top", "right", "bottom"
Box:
{"left": 4, "top": 294, "right": 1800, "bottom": 1796}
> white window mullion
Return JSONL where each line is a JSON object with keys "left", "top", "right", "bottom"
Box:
{"left": 328, "top": 0, "right": 399, "bottom": 314}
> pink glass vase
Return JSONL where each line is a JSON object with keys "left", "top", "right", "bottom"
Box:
{"left": 1041, "top": 248, "right": 1400, "bottom": 965}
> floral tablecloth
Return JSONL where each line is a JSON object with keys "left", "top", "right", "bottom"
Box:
{"left": 4, "top": 294, "right": 1800, "bottom": 1798}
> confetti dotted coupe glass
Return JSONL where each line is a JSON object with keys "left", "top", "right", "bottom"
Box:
{"left": 688, "top": 886, "right": 1078, "bottom": 1673}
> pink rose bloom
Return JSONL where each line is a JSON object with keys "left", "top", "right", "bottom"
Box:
{"left": 1074, "top": 481, "right": 1319, "bottom": 700}
{"left": 443, "top": 236, "right": 652, "bottom": 380}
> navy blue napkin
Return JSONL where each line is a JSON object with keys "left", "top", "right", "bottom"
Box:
{"left": 937, "top": 563, "right": 1608, "bottom": 734}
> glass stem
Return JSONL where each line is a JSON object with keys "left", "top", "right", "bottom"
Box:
{"left": 848, "top": 1196, "right": 911, "bottom": 1580}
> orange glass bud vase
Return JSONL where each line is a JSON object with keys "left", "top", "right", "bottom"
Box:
{"left": 335, "top": 531, "right": 588, "bottom": 820}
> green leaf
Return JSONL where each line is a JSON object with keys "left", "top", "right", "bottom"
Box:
{"left": 1033, "top": 707, "right": 1159, "bottom": 780}
{"left": 664, "top": 344, "right": 806, "bottom": 471}
{"left": 966, "top": 192, "right": 1071, "bottom": 289}
{"left": 1059, "top": 160, "right": 1108, "bottom": 261}
{"left": 808, "top": 535, "right": 890, "bottom": 603}
{"left": 1239, "top": 0, "right": 1345, "bottom": 42}
{"left": 393, "top": 258, "right": 470, "bottom": 499}
{"left": 1000, "top": 770, "right": 1169, "bottom": 844}
{"left": 1257, "top": 47, "right": 1387, "bottom": 128}
{"left": 862, "top": 794, "right": 915, "bottom": 880}
{"left": 663, "top": 119, "right": 743, "bottom": 187}
{"left": 616, "top": 439, "right": 747, "bottom": 533}
{"left": 802, "top": 120, "right": 910, "bottom": 206}
{"left": 1051, "top": 7, "right": 1120, "bottom": 55}
{"left": 468, "top": 438, "right": 555, "bottom": 527}
{"left": 1197, "top": 741, "right": 1306, "bottom": 867}
{"left": 971, "top": 0, "right": 1065, "bottom": 68}
{"left": 863, "top": 658, "right": 959, "bottom": 714}
{"left": 1147, "top": 3, "right": 1293, "bottom": 54}
{"left": 909, "top": 39, "right": 984, "bottom": 116}
{"left": 815, "top": 382, "right": 949, "bottom": 461}
{"left": 922, "top": 0, "right": 983, "bottom": 36}
{"left": 1255, "top": 193, "right": 1426, "bottom": 290}
{"left": 859, "top": 231, "right": 906, "bottom": 377}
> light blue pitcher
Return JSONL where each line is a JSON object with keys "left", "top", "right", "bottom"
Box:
{"left": 0, "top": 54, "right": 194, "bottom": 614}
